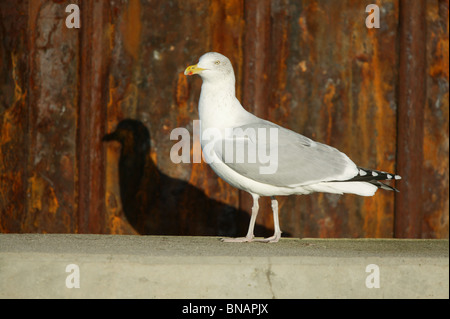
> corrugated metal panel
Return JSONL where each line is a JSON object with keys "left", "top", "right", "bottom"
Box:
{"left": 0, "top": 1, "right": 29, "bottom": 232}
{"left": 26, "top": 0, "right": 80, "bottom": 233}
{"left": 0, "top": 0, "right": 448, "bottom": 238}
{"left": 395, "top": 0, "right": 427, "bottom": 237}
{"left": 422, "top": 0, "right": 449, "bottom": 238}
{"left": 261, "top": 0, "right": 399, "bottom": 237}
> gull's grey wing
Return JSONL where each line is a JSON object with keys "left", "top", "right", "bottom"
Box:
{"left": 213, "top": 121, "right": 358, "bottom": 187}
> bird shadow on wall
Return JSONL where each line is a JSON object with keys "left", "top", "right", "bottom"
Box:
{"left": 103, "top": 119, "right": 275, "bottom": 237}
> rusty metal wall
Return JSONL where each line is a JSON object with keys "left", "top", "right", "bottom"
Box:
{"left": 0, "top": 0, "right": 448, "bottom": 238}
{"left": 423, "top": 0, "right": 449, "bottom": 238}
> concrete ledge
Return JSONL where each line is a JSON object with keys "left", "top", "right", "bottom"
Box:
{"left": 0, "top": 234, "right": 448, "bottom": 299}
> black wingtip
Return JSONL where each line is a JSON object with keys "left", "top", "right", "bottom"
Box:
{"left": 332, "top": 167, "right": 401, "bottom": 192}
{"left": 376, "top": 181, "right": 400, "bottom": 192}
{"left": 351, "top": 167, "right": 401, "bottom": 183}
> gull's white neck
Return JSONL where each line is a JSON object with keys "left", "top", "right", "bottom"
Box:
{"left": 198, "top": 79, "right": 254, "bottom": 132}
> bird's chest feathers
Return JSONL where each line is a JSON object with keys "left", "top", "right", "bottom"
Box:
{"left": 198, "top": 85, "right": 239, "bottom": 129}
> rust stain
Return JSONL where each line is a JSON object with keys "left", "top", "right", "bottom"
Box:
{"left": 274, "top": 14, "right": 290, "bottom": 122}
{"left": 28, "top": 174, "right": 59, "bottom": 215}
{"left": 371, "top": 34, "right": 396, "bottom": 167}
{"left": 106, "top": 75, "right": 119, "bottom": 117}
{"left": 109, "top": 214, "right": 138, "bottom": 235}
{"left": 358, "top": 61, "right": 372, "bottom": 164}
{"left": 209, "top": 0, "right": 244, "bottom": 98}
{"left": 105, "top": 190, "right": 119, "bottom": 214}
{"left": 429, "top": 37, "right": 449, "bottom": 78}
{"left": 11, "top": 52, "right": 25, "bottom": 105}
{"left": 107, "top": 23, "right": 116, "bottom": 53}
{"left": 120, "top": 83, "right": 139, "bottom": 116}
{"left": 363, "top": 196, "right": 377, "bottom": 235}
{"left": 105, "top": 143, "right": 122, "bottom": 222}
{"left": 298, "top": 1, "right": 326, "bottom": 64}
{"left": 188, "top": 160, "right": 208, "bottom": 194}
{"left": 209, "top": 0, "right": 244, "bottom": 52}
{"left": 47, "top": 186, "right": 59, "bottom": 215}
{"left": 121, "top": 0, "right": 142, "bottom": 60}
{"left": 2, "top": 53, "right": 27, "bottom": 144}
{"left": 355, "top": 53, "right": 370, "bottom": 63}
{"left": 29, "top": 175, "right": 44, "bottom": 213}
{"left": 150, "top": 150, "right": 158, "bottom": 166}
{"left": 298, "top": 60, "right": 307, "bottom": 72}
{"left": 371, "top": 30, "right": 396, "bottom": 237}
{"left": 175, "top": 71, "right": 190, "bottom": 125}
{"left": 422, "top": 0, "right": 449, "bottom": 238}
{"left": 353, "top": 21, "right": 397, "bottom": 237}
{"left": 176, "top": 72, "right": 189, "bottom": 107}
{"left": 322, "top": 82, "right": 336, "bottom": 144}
{"left": 1, "top": 110, "right": 14, "bottom": 144}
{"left": 318, "top": 216, "right": 335, "bottom": 238}
{"left": 60, "top": 155, "right": 74, "bottom": 181}
{"left": 298, "top": 16, "right": 309, "bottom": 43}
{"left": 424, "top": 115, "right": 447, "bottom": 166}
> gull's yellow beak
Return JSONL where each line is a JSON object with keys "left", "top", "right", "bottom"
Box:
{"left": 184, "top": 64, "right": 206, "bottom": 76}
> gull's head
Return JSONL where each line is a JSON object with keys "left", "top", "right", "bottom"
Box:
{"left": 184, "top": 52, "right": 234, "bottom": 83}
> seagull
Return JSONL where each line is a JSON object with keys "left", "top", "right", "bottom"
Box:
{"left": 184, "top": 52, "right": 401, "bottom": 243}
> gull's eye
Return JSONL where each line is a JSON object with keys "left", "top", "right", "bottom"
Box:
{"left": 214, "top": 60, "right": 220, "bottom": 65}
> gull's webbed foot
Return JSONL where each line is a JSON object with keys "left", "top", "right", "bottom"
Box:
{"left": 220, "top": 235, "right": 254, "bottom": 243}
{"left": 252, "top": 231, "right": 282, "bottom": 243}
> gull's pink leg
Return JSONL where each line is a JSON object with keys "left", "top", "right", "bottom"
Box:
{"left": 253, "top": 197, "right": 282, "bottom": 243}
{"left": 221, "top": 194, "right": 259, "bottom": 243}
